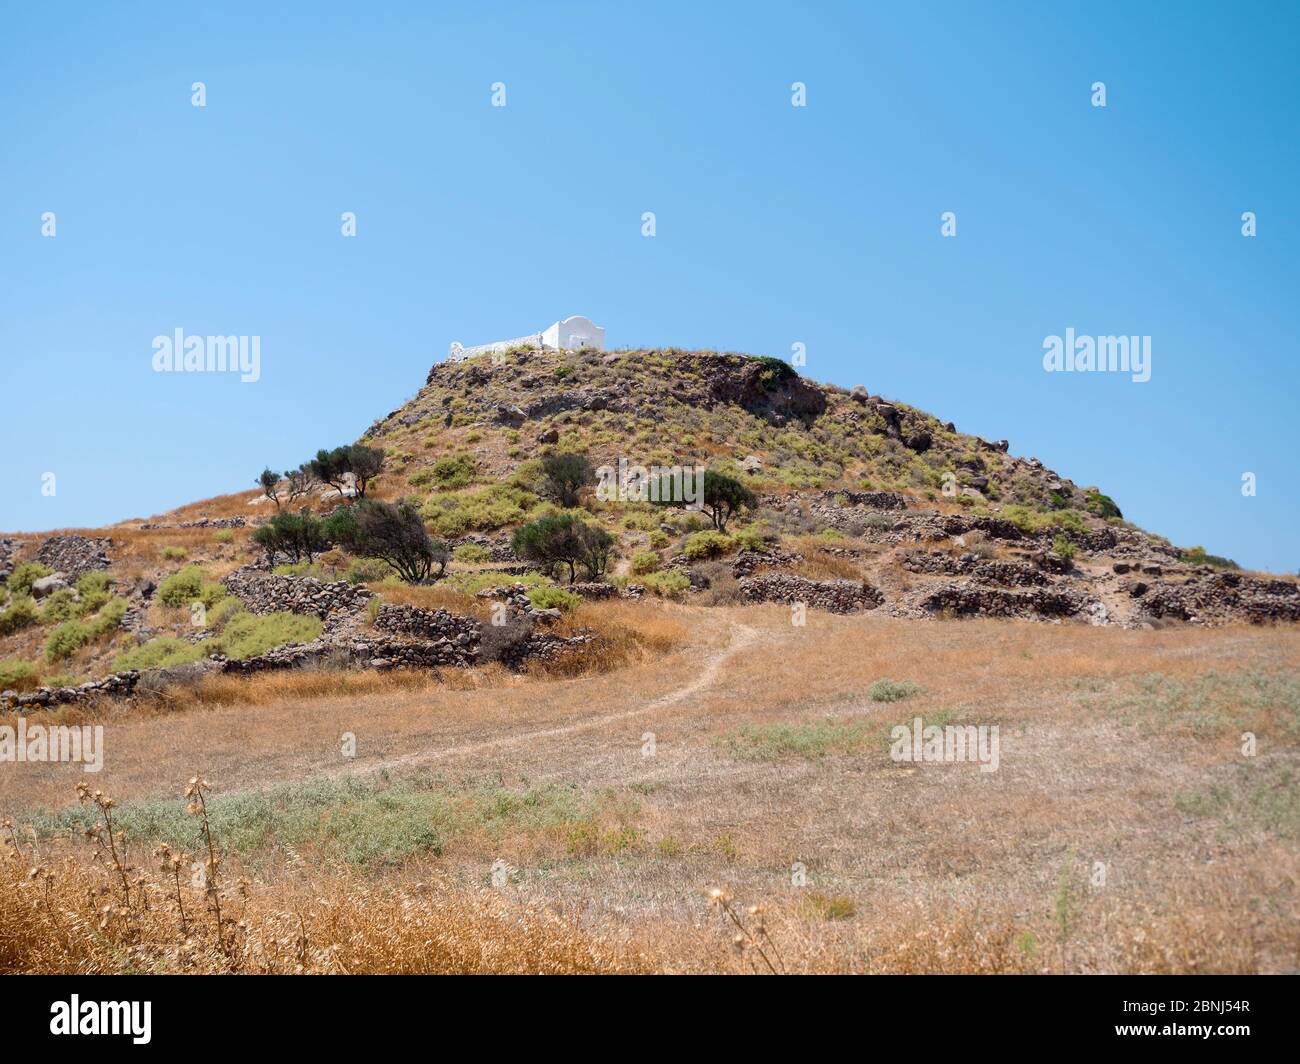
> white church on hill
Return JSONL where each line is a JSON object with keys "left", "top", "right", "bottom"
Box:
{"left": 447, "top": 315, "right": 605, "bottom": 362}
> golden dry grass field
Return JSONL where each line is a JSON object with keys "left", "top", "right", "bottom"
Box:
{"left": 2, "top": 602, "right": 1298, "bottom": 973}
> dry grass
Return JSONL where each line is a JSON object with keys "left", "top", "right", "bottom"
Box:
{"left": 2, "top": 608, "right": 1297, "bottom": 974}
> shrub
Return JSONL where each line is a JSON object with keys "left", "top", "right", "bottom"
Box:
{"left": 431, "top": 454, "right": 478, "bottom": 489}
{"left": 750, "top": 354, "right": 798, "bottom": 388}
{"left": 7, "top": 562, "right": 51, "bottom": 598}
{"left": 683, "top": 530, "right": 734, "bottom": 560}
{"left": 630, "top": 550, "right": 661, "bottom": 575}
{"left": 868, "top": 679, "right": 920, "bottom": 703}
{"left": 114, "top": 637, "right": 208, "bottom": 672}
{"left": 1002, "top": 505, "right": 1055, "bottom": 534}
{"left": 75, "top": 572, "right": 112, "bottom": 613}
{"left": 0, "top": 597, "right": 38, "bottom": 636}
{"left": 732, "top": 525, "right": 768, "bottom": 552}
{"left": 345, "top": 558, "right": 394, "bottom": 585}
{"left": 641, "top": 570, "right": 691, "bottom": 599}
{"left": 204, "top": 597, "right": 245, "bottom": 632}
{"left": 1084, "top": 491, "right": 1123, "bottom": 520}
{"left": 1181, "top": 546, "right": 1239, "bottom": 570}
{"left": 452, "top": 543, "right": 492, "bottom": 564}
{"left": 527, "top": 586, "right": 581, "bottom": 612}
{"left": 214, "top": 529, "right": 235, "bottom": 544}
{"left": 421, "top": 483, "right": 532, "bottom": 537}
{"left": 1052, "top": 534, "right": 1078, "bottom": 561}
{"left": 45, "top": 599, "right": 126, "bottom": 662}
{"left": 161, "top": 546, "right": 187, "bottom": 561}
{"left": 39, "top": 588, "right": 80, "bottom": 625}
{"left": 648, "top": 530, "right": 670, "bottom": 549}
{"left": 0, "top": 658, "right": 37, "bottom": 690}
{"left": 213, "top": 611, "right": 322, "bottom": 660}
{"left": 157, "top": 566, "right": 206, "bottom": 607}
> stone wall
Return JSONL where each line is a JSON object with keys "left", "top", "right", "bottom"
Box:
{"left": 373, "top": 603, "right": 481, "bottom": 647}
{"left": 738, "top": 574, "right": 884, "bottom": 614}
{"left": 34, "top": 536, "right": 112, "bottom": 579}
{"left": 220, "top": 567, "right": 374, "bottom": 618}
{"left": 918, "top": 582, "right": 1093, "bottom": 620}
{"left": 2, "top": 670, "right": 142, "bottom": 712}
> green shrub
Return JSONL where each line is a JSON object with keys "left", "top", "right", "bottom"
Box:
{"left": 431, "top": 454, "right": 478, "bottom": 489}
{"left": 447, "top": 569, "right": 551, "bottom": 595}
{"left": 161, "top": 546, "right": 187, "bottom": 561}
{"left": 1052, "top": 534, "right": 1078, "bottom": 560}
{"left": 155, "top": 567, "right": 226, "bottom": 609}
{"left": 422, "top": 483, "right": 532, "bottom": 537}
{"left": 214, "top": 529, "right": 236, "bottom": 544}
{"left": 0, "top": 597, "right": 38, "bottom": 636}
{"left": 114, "top": 637, "right": 208, "bottom": 672}
{"left": 683, "top": 530, "right": 734, "bottom": 560}
{"left": 868, "top": 679, "right": 920, "bottom": 703}
{"left": 7, "top": 562, "right": 51, "bottom": 598}
{"left": 0, "top": 658, "right": 37, "bottom": 689}
{"left": 732, "top": 525, "right": 768, "bottom": 551}
{"left": 205, "top": 597, "right": 245, "bottom": 632}
{"left": 75, "top": 571, "right": 112, "bottom": 613}
{"left": 213, "top": 611, "right": 322, "bottom": 660}
{"left": 648, "top": 530, "right": 670, "bottom": 549}
{"left": 45, "top": 599, "right": 126, "bottom": 662}
{"left": 452, "top": 543, "right": 492, "bottom": 564}
{"left": 1181, "top": 546, "right": 1239, "bottom": 570}
{"left": 1084, "top": 491, "right": 1122, "bottom": 520}
{"left": 527, "top": 586, "right": 581, "bottom": 612}
{"left": 157, "top": 566, "right": 206, "bottom": 607}
{"left": 641, "top": 570, "right": 691, "bottom": 598}
{"left": 630, "top": 550, "right": 661, "bottom": 575}
{"left": 345, "top": 558, "right": 393, "bottom": 584}
{"left": 1002, "top": 505, "right": 1056, "bottom": 534}
{"left": 39, "top": 588, "right": 80, "bottom": 625}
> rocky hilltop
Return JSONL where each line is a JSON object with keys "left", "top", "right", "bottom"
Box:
{"left": 2, "top": 346, "right": 1296, "bottom": 712}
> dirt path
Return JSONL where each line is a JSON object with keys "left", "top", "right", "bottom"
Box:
{"left": 327, "top": 622, "right": 760, "bottom": 780}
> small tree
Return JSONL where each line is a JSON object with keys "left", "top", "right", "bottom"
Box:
{"left": 512, "top": 513, "right": 611, "bottom": 584}
{"left": 252, "top": 509, "right": 328, "bottom": 564}
{"left": 701, "top": 472, "right": 756, "bottom": 532}
{"left": 347, "top": 444, "right": 386, "bottom": 498}
{"left": 577, "top": 521, "right": 614, "bottom": 580}
{"left": 257, "top": 468, "right": 282, "bottom": 509}
{"left": 540, "top": 453, "right": 594, "bottom": 508}
{"left": 333, "top": 498, "right": 446, "bottom": 584}
{"left": 308, "top": 448, "right": 352, "bottom": 498}
{"left": 650, "top": 470, "right": 755, "bottom": 532}
{"left": 284, "top": 463, "right": 316, "bottom": 503}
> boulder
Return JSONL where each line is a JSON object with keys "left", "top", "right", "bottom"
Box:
{"left": 30, "top": 574, "right": 69, "bottom": 599}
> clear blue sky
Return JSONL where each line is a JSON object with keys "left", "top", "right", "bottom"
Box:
{"left": 2, "top": 1, "right": 1297, "bottom": 571}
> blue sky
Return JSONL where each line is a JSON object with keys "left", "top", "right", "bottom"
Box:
{"left": 2, "top": 1, "right": 1297, "bottom": 571}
